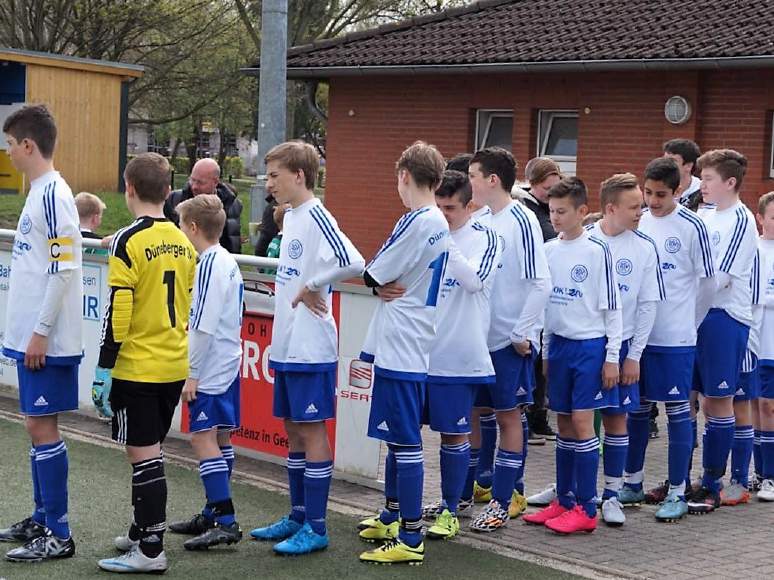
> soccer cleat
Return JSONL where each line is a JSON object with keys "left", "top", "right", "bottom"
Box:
{"left": 601, "top": 497, "right": 625, "bottom": 527}
{"left": 532, "top": 419, "right": 557, "bottom": 441}
{"left": 618, "top": 486, "right": 645, "bottom": 506}
{"left": 426, "top": 509, "right": 460, "bottom": 540}
{"left": 655, "top": 492, "right": 688, "bottom": 522}
{"left": 359, "top": 538, "right": 424, "bottom": 565}
{"left": 720, "top": 482, "right": 751, "bottom": 506}
{"left": 527, "top": 429, "right": 546, "bottom": 446}
{"left": 97, "top": 548, "right": 168, "bottom": 574}
{"left": 649, "top": 419, "right": 659, "bottom": 439}
{"left": 114, "top": 535, "right": 139, "bottom": 553}
{"left": 469, "top": 499, "right": 509, "bottom": 532}
{"left": 250, "top": 516, "right": 302, "bottom": 541}
{"left": 644, "top": 480, "right": 669, "bottom": 505}
{"left": 508, "top": 490, "right": 527, "bottom": 518}
{"left": 751, "top": 475, "right": 762, "bottom": 492}
{"left": 357, "top": 514, "right": 381, "bottom": 530}
{"left": 757, "top": 479, "right": 774, "bottom": 501}
{"left": 526, "top": 483, "right": 557, "bottom": 506}
{"left": 358, "top": 518, "right": 399, "bottom": 543}
{"left": 545, "top": 505, "right": 597, "bottom": 534}
{"left": 0, "top": 517, "right": 46, "bottom": 543}
{"left": 5, "top": 532, "right": 75, "bottom": 562}
{"left": 184, "top": 522, "right": 242, "bottom": 550}
{"left": 169, "top": 513, "right": 214, "bottom": 535}
{"left": 273, "top": 523, "right": 328, "bottom": 556}
{"left": 473, "top": 482, "right": 492, "bottom": 503}
{"left": 687, "top": 486, "right": 721, "bottom": 515}
{"left": 422, "top": 498, "right": 473, "bottom": 520}
{"left": 523, "top": 500, "right": 569, "bottom": 525}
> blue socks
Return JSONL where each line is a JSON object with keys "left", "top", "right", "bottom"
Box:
{"left": 220, "top": 445, "right": 235, "bottom": 476}
{"left": 665, "top": 402, "right": 692, "bottom": 496}
{"left": 34, "top": 441, "right": 70, "bottom": 539}
{"left": 623, "top": 403, "right": 651, "bottom": 491}
{"left": 731, "top": 425, "right": 754, "bottom": 486}
{"left": 304, "top": 460, "right": 333, "bottom": 535}
{"left": 287, "top": 452, "right": 306, "bottom": 524}
{"left": 440, "top": 442, "right": 470, "bottom": 514}
{"left": 392, "top": 445, "right": 423, "bottom": 547}
{"left": 754, "top": 430, "right": 762, "bottom": 480}
{"left": 702, "top": 415, "right": 735, "bottom": 492}
{"left": 575, "top": 437, "right": 600, "bottom": 517}
{"left": 29, "top": 448, "right": 45, "bottom": 526}
{"left": 556, "top": 437, "right": 576, "bottom": 509}
{"left": 476, "top": 413, "right": 497, "bottom": 488}
{"left": 602, "top": 434, "right": 628, "bottom": 500}
{"left": 199, "top": 457, "right": 235, "bottom": 525}
{"left": 492, "top": 448, "right": 521, "bottom": 508}
{"left": 380, "top": 449, "right": 400, "bottom": 524}
{"left": 461, "top": 448, "right": 479, "bottom": 501}
{"left": 762, "top": 430, "right": 774, "bottom": 479}
{"left": 515, "top": 413, "right": 528, "bottom": 494}
{"left": 686, "top": 415, "right": 698, "bottom": 488}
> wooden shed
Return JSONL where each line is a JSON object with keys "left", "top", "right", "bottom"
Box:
{"left": 0, "top": 48, "right": 143, "bottom": 194}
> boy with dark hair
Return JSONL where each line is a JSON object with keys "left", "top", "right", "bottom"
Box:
{"left": 446, "top": 153, "right": 473, "bottom": 173}
{"left": 663, "top": 139, "right": 702, "bottom": 209}
{"left": 523, "top": 177, "right": 621, "bottom": 534}
{"left": 93, "top": 152, "right": 197, "bottom": 574}
{"left": 0, "top": 104, "right": 82, "bottom": 563}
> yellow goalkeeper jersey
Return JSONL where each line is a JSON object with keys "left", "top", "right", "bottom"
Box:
{"left": 98, "top": 217, "right": 197, "bottom": 382}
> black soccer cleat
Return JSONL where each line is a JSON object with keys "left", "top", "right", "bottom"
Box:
{"left": 169, "top": 513, "right": 215, "bottom": 535}
{"left": 687, "top": 486, "right": 721, "bottom": 515}
{"left": 183, "top": 522, "right": 242, "bottom": 550}
{"left": 5, "top": 532, "right": 75, "bottom": 562}
{"left": 0, "top": 517, "right": 46, "bottom": 543}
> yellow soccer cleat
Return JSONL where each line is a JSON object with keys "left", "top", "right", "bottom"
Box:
{"left": 359, "top": 538, "right": 424, "bottom": 565}
{"left": 357, "top": 515, "right": 381, "bottom": 530}
{"left": 426, "top": 509, "right": 460, "bottom": 540}
{"left": 473, "top": 482, "right": 492, "bottom": 503}
{"left": 508, "top": 490, "right": 528, "bottom": 518}
{"left": 358, "top": 519, "right": 399, "bottom": 543}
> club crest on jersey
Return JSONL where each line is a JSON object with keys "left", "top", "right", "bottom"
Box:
{"left": 571, "top": 264, "right": 588, "bottom": 283}
{"left": 711, "top": 231, "right": 721, "bottom": 246}
{"left": 616, "top": 258, "right": 633, "bottom": 277}
{"left": 288, "top": 239, "right": 303, "bottom": 259}
{"left": 664, "top": 237, "right": 681, "bottom": 254}
{"left": 20, "top": 214, "right": 32, "bottom": 235}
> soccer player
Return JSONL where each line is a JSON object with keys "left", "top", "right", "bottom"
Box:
{"left": 92, "top": 153, "right": 197, "bottom": 574}
{"left": 249, "top": 141, "right": 364, "bottom": 555}
{"left": 166, "top": 195, "right": 245, "bottom": 549}
{"left": 357, "top": 141, "right": 448, "bottom": 565}
{"left": 522, "top": 177, "right": 621, "bottom": 534}
{"left": 587, "top": 174, "right": 665, "bottom": 526}
{"left": 756, "top": 191, "right": 774, "bottom": 501}
{"left": 619, "top": 157, "right": 714, "bottom": 522}
{"left": 74, "top": 191, "right": 107, "bottom": 240}
{"left": 0, "top": 105, "right": 82, "bottom": 562}
{"left": 663, "top": 139, "right": 702, "bottom": 210}
{"left": 466, "top": 147, "right": 550, "bottom": 532}
{"left": 420, "top": 170, "right": 501, "bottom": 539}
{"left": 688, "top": 149, "right": 758, "bottom": 513}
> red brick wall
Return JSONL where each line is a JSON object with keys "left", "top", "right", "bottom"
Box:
{"left": 324, "top": 69, "right": 774, "bottom": 260}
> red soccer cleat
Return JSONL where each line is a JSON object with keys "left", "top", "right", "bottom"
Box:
{"left": 545, "top": 505, "right": 597, "bottom": 534}
{"left": 522, "top": 500, "right": 568, "bottom": 525}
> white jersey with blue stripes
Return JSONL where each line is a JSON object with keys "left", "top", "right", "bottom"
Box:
{"left": 703, "top": 200, "right": 759, "bottom": 326}
{"left": 428, "top": 216, "right": 501, "bottom": 380}
{"left": 758, "top": 239, "right": 774, "bottom": 363}
{"left": 544, "top": 229, "right": 621, "bottom": 340}
{"left": 638, "top": 204, "right": 714, "bottom": 347}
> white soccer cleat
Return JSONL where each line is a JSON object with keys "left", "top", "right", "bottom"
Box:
{"left": 98, "top": 548, "right": 168, "bottom": 574}
{"left": 526, "top": 483, "right": 557, "bottom": 506}
{"left": 601, "top": 497, "right": 625, "bottom": 527}
{"left": 758, "top": 479, "right": 774, "bottom": 502}
{"left": 113, "top": 535, "right": 139, "bottom": 553}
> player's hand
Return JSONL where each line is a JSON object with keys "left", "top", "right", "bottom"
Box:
{"left": 91, "top": 366, "right": 113, "bottom": 419}
{"left": 181, "top": 378, "right": 199, "bottom": 403}
{"left": 100, "top": 234, "right": 114, "bottom": 249}
{"left": 621, "top": 358, "right": 640, "bottom": 385}
{"left": 602, "top": 361, "right": 619, "bottom": 390}
{"left": 375, "top": 282, "right": 406, "bottom": 302}
{"left": 292, "top": 286, "right": 328, "bottom": 316}
{"left": 24, "top": 333, "right": 48, "bottom": 370}
{"left": 512, "top": 340, "right": 531, "bottom": 357}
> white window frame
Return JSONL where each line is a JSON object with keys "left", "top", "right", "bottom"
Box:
{"left": 537, "top": 110, "right": 579, "bottom": 175}
{"left": 770, "top": 112, "right": 774, "bottom": 178}
{"left": 475, "top": 109, "right": 513, "bottom": 151}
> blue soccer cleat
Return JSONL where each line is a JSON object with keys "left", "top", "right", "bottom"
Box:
{"left": 655, "top": 491, "right": 689, "bottom": 522}
{"left": 618, "top": 486, "right": 645, "bottom": 506}
{"left": 272, "top": 523, "right": 328, "bottom": 555}
{"left": 250, "top": 516, "right": 302, "bottom": 541}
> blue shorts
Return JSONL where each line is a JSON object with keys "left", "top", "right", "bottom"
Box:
{"left": 423, "top": 380, "right": 476, "bottom": 434}
{"left": 188, "top": 375, "right": 241, "bottom": 432}
{"left": 602, "top": 339, "right": 640, "bottom": 416}
{"left": 272, "top": 369, "right": 336, "bottom": 422}
{"left": 640, "top": 345, "right": 695, "bottom": 402}
{"left": 368, "top": 371, "right": 425, "bottom": 445}
{"left": 695, "top": 309, "right": 749, "bottom": 398}
{"left": 548, "top": 335, "right": 615, "bottom": 414}
{"left": 475, "top": 346, "right": 536, "bottom": 410}
{"left": 760, "top": 362, "right": 774, "bottom": 399}
{"left": 18, "top": 363, "right": 79, "bottom": 416}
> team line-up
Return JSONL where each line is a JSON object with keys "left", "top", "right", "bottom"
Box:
{"left": 1, "top": 104, "right": 773, "bottom": 572}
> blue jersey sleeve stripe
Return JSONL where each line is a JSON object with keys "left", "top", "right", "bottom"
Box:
{"left": 678, "top": 209, "right": 714, "bottom": 277}
{"left": 634, "top": 230, "right": 666, "bottom": 300}
{"left": 43, "top": 183, "right": 54, "bottom": 239}
{"left": 751, "top": 249, "right": 761, "bottom": 304}
{"left": 310, "top": 206, "right": 350, "bottom": 267}
{"left": 51, "top": 181, "right": 58, "bottom": 237}
{"left": 477, "top": 228, "right": 498, "bottom": 281}
{"left": 590, "top": 237, "right": 616, "bottom": 309}
{"left": 719, "top": 208, "right": 749, "bottom": 273}
{"left": 370, "top": 207, "right": 429, "bottom": 263}
{"left": 191, "top": 254, "right": 208, "bottom": 329}
{"left": 511, "top": 206, "right": 536, "bottom": 278}
{"left": 192, "top": 253, "right": 215, "bottom": 329}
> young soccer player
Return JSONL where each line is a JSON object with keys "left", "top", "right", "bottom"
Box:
{"left": 420, "top": 170, "right": 502, "bottom": 539}
{"left": 620, "top": 158, "right": 714, "bottom": 522}
{"left": 522, "top": 177, "right": 621, "bottom": 534}
{"left": 165, "top": 194, "right": 245, "bottom": 549}
{"left": 92, "top": 153, "right": 197, "bottom": 574}
{"left": 357, "top": 141, "right": 449, "bottom": 565}
{"left": 663, "top": 139, "right": 702, "bottom": 209}
{"left": 466, "top": 147, "right": 551, "bottom": 532}
{"left": 74, "top": 191, "right": 107, "bottom": 239}
{"left": 0, "top": 105, "right": 82, "bottom": 563}
{"left": 688, "top": 149, "right": 758, "bottom": 513}
{"left": 249, "top": 141, "right": 364, "bottom": 555}
{"left": 587, "top": 174, "right": 664, "bottom": 526}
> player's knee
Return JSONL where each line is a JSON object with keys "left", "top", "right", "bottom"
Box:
{"left": 24, "top": 415, "right": 58, "bottom": 444}
{"left": 760, "top": 397, "right": 774, "bottom": 417}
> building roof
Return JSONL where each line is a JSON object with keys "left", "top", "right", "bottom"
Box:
{"left": 250, "top": 0, "right": 774, "bottom": 78}
{"left": 0, "top": 48, "right": 144, "bottom": 78}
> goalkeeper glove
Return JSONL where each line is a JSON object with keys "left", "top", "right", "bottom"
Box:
{"left": 91, "top": 366, "right": 113, "bottom": 419}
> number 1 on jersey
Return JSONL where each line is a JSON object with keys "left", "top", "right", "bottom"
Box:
{"left": 425, "top": 252, "right": 448, "bottom": 307}
{"left": 163, "top": 270, "right": 176, "bottom": 327}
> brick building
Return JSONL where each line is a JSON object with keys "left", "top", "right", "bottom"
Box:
{"left": 248, "top": 0, "right": 774, "bottom": 258}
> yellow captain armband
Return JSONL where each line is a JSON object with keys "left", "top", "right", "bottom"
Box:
{"left": 48, "top": 237, "right": 74, "bottom": 262}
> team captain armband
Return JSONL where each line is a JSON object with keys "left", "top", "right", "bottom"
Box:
{"left": 48, "top": 237, "right": 74, "bottom": 262}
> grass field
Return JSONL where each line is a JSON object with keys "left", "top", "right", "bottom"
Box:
{"left": 0, "top": 419, "right": 578, "bottom": 580}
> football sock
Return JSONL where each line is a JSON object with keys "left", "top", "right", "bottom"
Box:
{"left": 287, "top": 452, "right": 306, "bottom": 524}
{"left": 29, "top": 447, "right": 45, "bottom": 526}
{"left": 35, "top": 441, "right": 69, "bottom": 539}
{"left": 575, "top": 437, "right": 600, "bottom": 518}
{"left": 731, "top": 424, "right": 754, "bottom": 486}
{"left": 304, "top": 460, "right": 333, "bottom": 535}
{"left": 665, "top": 401, "right": 692, "bottom": 496}
{"left": 515, "top": 413, "right": 528, "bottom": 494}
{"left": 623, "top": 402, "right": 651, "bottom": 491}
{"left": 199, "top": 457, "right": 235, "bottom": 526}
{"left": 132, "top": 456, "right": 167, "bottom": 558}
{"left": 220, "top": 445, "right": 235, "bottom": 477}
{"left": 462, "top": 448, "right": 479, "bottom": 500}
{"left": 701, "top": 415, "right": 735, "bottom": 493}
{"left": 753, "top": 430, "right": 762, "bottom": 479}
{"left": 761, "top": 430, "right": 774, "bottom": 479}
{"left": 476, "top": 413, "right": 497, "bottom": 488}
{"left": 391, "top": 444, "right": 423, "bottom": 547}
{"left": 380, "top": 448, "right": 399, "bottom": 524}
{"left": 556, "top": 437, "right": 576, "bottom": 509}
{"left": 492, "top": 448, "right": 521, "bottom": 509}
{"left": 601, "top": 434, "right": 628, "bottom": 500}
{"left": 686, "top": 415, "right": 698, "bottom": 488}
{"left": 440, "top": 442, "right": 470, "bottom": 514}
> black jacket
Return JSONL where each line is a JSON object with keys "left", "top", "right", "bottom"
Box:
{"left": 519, "top": 192, "right": 556, "bottom": 242}
{"left": 164, "top": 182, "right": 243, "bottom": 253}
{"left": 255, "top": 195, "right": 279, "bottom": 257}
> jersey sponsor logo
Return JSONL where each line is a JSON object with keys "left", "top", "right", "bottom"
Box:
{"left": 305, "top": 403, "right": 318, "bottom": 414}
{"left": 196, "top": 411, "right": 208, "bottom": 422}
{"left": 664, "top": 237, "right": 681, "bottom": 254}
{"left": 717, "top": 380, "right": 729, "bottom": 390}
{"left": 20, "top": 214, "right": 32, "bottom": 235}
{"left": 661, "top": 262, "right": 676, "bottom": 271}
{"left": 428, "top": 230, "right": 447, "bottom": 246}
{"left": 594, "top": 391, "right": 603, "bottom": 400}
{"left": 711, "top": 231, "right": 721, "bottom": 246}
{"left": 668, "top": 386, "right": 680, "bottom": 395}
{"left": 616, "top": 258, "right": 633, "bottom": 277}
{"left": 571, "top": 264, "right": 588, "bottom": 283}
{"left": 48, "top": 237, "right": 74, "bottom": 262}
{"left": 377, "top": 420, "right": 389, "bottom": 431}
{"left": 618, "top": 283, "right": 630, "bottom": 293}
{"left": 34, "top": 396, "right": 48, "bottom": 406}
{"left": 288, "top": 239, "right": 303, "bottom": 259}
{"left": 13, "top": 238, "right": 32, "bottom": 256}
{"left": 457, "top": 417, "right": 468, "bottom": 426}
{"left": 0, "top": 263, "right": 10, "bottom": 278}
{"left": 144, "top": 241, "right": 193, "bottom": 262}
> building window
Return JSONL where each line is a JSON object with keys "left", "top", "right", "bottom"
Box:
{"left": 475, "top": 109, "right": 513, "bottom": 151}
{"left": 537, "top": 110, "right": 578, "bottom": 175}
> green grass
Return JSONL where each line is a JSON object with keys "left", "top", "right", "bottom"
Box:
{"left": 0, "top": 419, "right": 577, "bottom": 580}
